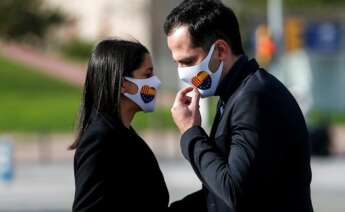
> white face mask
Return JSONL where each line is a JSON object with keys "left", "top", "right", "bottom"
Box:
{"left": 123, "top": 75, "right": 161, "bottom": 112}
{"left": 177, "top": 43, "right": 224, "bottom": 98}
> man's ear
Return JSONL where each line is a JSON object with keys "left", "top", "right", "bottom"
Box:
{"left": 215, "top": 39, "right": 231, "bottom": 60}
{"left": 209, "top": 39, "right": 230, "bottom": 72}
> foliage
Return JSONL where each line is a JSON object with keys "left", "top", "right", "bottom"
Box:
{"left": 0, "top": 0, "right": 66, "bottom": 41}
{"left": 60, "top": 39, "right": 94, "bottom": 62}
{"left": 0, "top": 55, "right": 81, "bottom": 132}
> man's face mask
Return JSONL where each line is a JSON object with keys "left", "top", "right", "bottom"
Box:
{"left": 123, "top": 75, "right": 161, "bottom": 112}
{"left": 177, "top": 43, "right": 224, "bottom": 98}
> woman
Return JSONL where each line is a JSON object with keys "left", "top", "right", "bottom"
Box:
{"left": 70, "top": 39, "right": 170, "bottom": 211}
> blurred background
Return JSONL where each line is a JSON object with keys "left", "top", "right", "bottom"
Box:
{"left": 0, "top": 0, "right": 344, "bottom": 211}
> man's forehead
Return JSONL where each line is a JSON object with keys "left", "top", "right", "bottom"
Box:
{"left": 167, "top": 26, "right": 200, "bottom": 61}
{"left": 167, "top": 26, "right": 192, "bottom": 49}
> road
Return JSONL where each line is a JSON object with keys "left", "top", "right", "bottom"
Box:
{"left": 0, "top": 157, "right": 344, "bottom": 212}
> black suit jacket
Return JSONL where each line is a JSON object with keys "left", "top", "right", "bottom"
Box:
{"left": 178, "top": 57, "right": 314, "bottom": 212}
{"left": 72, "top": 111, "right": 170, "bottom": 211}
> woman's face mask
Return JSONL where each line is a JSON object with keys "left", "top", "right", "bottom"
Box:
{"left": 123, "top": 75, "right": 161, "bottom": 112}
{"left": 177, "top": 43, "right": 224, "bottom": 98}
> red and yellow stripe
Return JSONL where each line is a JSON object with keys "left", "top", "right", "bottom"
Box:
{"left": 192, "top": 71, "right": 209, "bottom": 87}
{"left": 141, "top": 85, "right": 156, "bottom": 96}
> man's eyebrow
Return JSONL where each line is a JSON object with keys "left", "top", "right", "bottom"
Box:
{"left": 146, "top": 66, "right": 153, "bottom": 72}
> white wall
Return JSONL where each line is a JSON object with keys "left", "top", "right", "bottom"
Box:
{"left": 45, "top": 0, "right": 153, "bottom": 49}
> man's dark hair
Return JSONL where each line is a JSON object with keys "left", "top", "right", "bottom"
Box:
{"left": 164, "top": 0, "right": 244, "bottom": 55}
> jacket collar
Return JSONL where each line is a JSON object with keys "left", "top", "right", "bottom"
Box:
{"left": 216, "top": 55, "right": 259, "bottom": 103}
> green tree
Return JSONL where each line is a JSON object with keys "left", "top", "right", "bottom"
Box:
{"left": 0, "top": 0, "right": 65, "bottom": 41}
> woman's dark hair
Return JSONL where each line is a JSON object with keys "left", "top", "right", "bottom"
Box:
{"left": 69, "top": 38, "right": 149, "bottom": 150}
{"left": 164, "top": 0, "right": 244, "bottom": 55}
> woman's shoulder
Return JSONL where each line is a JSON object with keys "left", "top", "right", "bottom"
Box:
{"left": 76, "top": 111, "right": 126, "bottom": 151}
{"left": 74, "top": 113, "right": 129, "bottom": 170}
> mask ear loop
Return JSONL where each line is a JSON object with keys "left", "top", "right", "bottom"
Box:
{"left": 208, "top": 44, "right": 222, "bottom": 73}
{"left": 198, "top": 43, "right": 217, "bottom": 75}
{"left": 123, "top": 77, "right": 140, "bottom": 95}
{"left": 205, "top": 44, "right": 216, "bottom": 63}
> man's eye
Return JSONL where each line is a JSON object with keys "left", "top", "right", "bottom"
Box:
{"left": 179, "top": 60, "right": 194, "bottom": 67}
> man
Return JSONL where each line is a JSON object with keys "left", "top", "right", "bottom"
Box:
{"left": 164, "top": 0, "right": 313, "bottom": 212}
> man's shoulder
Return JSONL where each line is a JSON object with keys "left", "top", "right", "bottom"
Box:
{"left": 229, "top": 68, "right": 295, "bottom": 110}
{"left": 245, "top": 69, "right": 286, "bottom": 93}
{"left": 236, "top": 69, "right": 289, "bottom": 99}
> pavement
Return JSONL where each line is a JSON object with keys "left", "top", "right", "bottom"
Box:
{"left": 0, "top": 157, "right": 345, "bottom": 212}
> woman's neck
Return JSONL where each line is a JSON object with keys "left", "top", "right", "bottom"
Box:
{"left": 120, "top": 100, "right": 136, "bottom": 128}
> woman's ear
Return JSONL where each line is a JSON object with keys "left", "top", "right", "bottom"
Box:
{"left": 120, "top": 80, "right": 127, "bottom": 94}
{"left": 121, "top": 79, "right": 139, "bottom": 94}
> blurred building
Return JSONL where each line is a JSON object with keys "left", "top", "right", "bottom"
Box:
{"left": 44, "top": 0, "right": 185, "bottom": 91}
{"left": 45, "top": 0, "right": 152, "bottom": 47}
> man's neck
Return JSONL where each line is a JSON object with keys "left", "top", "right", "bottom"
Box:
{"left": 221, "top": 54, "right": 242, "bottom": 81}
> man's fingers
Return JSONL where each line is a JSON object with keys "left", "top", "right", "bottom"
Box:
{"left": 184, "top": 96, "right": 192, "bottom": 104}
{"left": 176, "top": 86, "right": 194, "bottom": 101}
{"left": 191, "top": 88, "right": 200, "bottom": 109}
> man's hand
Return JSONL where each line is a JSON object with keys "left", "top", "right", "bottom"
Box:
{"left": 171, "top": 87, "right": 201, "bottom": 134}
